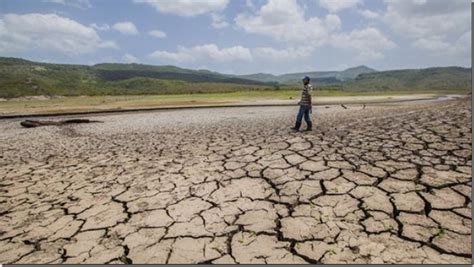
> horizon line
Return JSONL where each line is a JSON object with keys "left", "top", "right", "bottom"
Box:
{"left": 1, "top": 55, "right": 471, "bottom": 76}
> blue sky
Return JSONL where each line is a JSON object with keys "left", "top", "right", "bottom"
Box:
{"left": 0, "top": 0, "right": 471, "bottom": 74}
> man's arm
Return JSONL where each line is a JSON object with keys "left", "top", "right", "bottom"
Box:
{"left": 308, "top": 85, "right": 313, "bottom": 110}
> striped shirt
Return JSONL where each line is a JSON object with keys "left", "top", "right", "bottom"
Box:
{"left": 299, "top": 84, "right": 313, "bottom": 106}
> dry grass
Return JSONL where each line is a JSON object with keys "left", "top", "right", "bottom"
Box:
{"left": 0, "top": 90, "right": 450, "bottom": 116}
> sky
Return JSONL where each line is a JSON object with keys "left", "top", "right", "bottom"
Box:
{"left": 0, "top": 0, "right": 471, "bottom": 75}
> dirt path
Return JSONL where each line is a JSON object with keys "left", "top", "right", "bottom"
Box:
{"left": 0, "top": 100, "right": 471, "bottom": 264}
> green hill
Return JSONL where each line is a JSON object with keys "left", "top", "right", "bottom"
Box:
{"left": 337, "top": 66, "right": 376, "bottom": 81}
{"left": 92, "top": 63, "right": 264, "bottom": 84}
{"left": 238, "top": 65, "right": 376, "bottom": 84}
{"left": 345, "top": 67, "right": 471, "bottom": 91}
{"left": 0, "top": 57, "right": 470, "bottom": 98}
{"left": 237, "top": 73, "right": 279, "bottom": 83}
{"left": 0, "top": 57, "right": 274, "bottom": 98}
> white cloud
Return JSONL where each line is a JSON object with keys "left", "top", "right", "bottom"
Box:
{"left": 319, "top": 0, "right": 362, "bottom": 13}
{"left": 235, "top": 0, "right": 394, "bottom": 61}
{"left": 452, "top": 31, "right": 471, "bottom": 61}
{"left": 358, "top": 9, "right": 379, "bottom": 19}
{"left": 235, "top": 0, "right": 331, "bottom": 45}
{"left": 43, "top": 0, "right": 92, "bottom": 9}
{"left": 253, "top": 46, "right": 315, "bottom": 61}
{"left": 149, "top": 44, "right": 317, "bottom": 67}
{"left": 383, "top": 0, "right": 470, "bottom": 39}
{"left": 382, "top": 0, "right": 470, "bottom": 57}
{"left": 211, "top": 13, "right": 229, "bottom": 29}
{"left": 414, "top": 31, "right": 471, "bottom": 57}
{"left": 149, "top": 50, "right": 194, "bottom": 63}
{"left": 150, "top": 44, "right": 252, "bottom": 63}
{"left": 112, "top": 22, "right": 139, "bottom": 35}
{"left": 455, "top": 31, "right": 471, "bottom": 53}
{"left": 133, "top": 0, "right": 229, "bottom": 17}
{"left": 122, "top": 54, "right": 138, "bottom": 63}
{"left": 90, "top": 23, "right": 110, "bottom": 31}
{"left": 245, "top": 0, "right": 255, "bottom": 9}
{"left": 149, "top": 30, "right": 167, "bottom": 38}
{"left": 324, "top": 14, "right": 341, "bottom": 32}
{"left": 331, "top": 27, "right": 396, "bottom": 61}
{"left": 0, "top": 13, "right": 116, "bottom": 54}
{"left": 413, "top": 37, "right": 449, "bottom": 51}
{"left": 193, "top": 44, "right": 252, "bottom": 61}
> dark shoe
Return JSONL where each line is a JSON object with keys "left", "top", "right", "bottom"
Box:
{"left": 303, "top": 128, "right": 312, "bottom": 132}
{"left": 291, "top": 122, "right": 301, "bottom": 131}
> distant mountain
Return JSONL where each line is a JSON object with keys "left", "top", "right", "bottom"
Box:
{"left": 237, "top": 73, "right": 279, "bottom": 83}
{"left": 0, "top": 57, "right": 270, "bottom": 84}
{"left": 336, "top": 66, "right": 376, "bottom": 81}
{"left": 0, "top": 57, "right": 470, "bottom": 98}
{"left": 238, "top": 65, "right": 377, "bottom": 85}
{"left": 346, "top": 67, "right": 471, "bottom": 91}
{"left": 92, "top": 63, "right": 271, "bottom": 85}
{"left": 0, "top": 57, "right": 274, "bottom": 97}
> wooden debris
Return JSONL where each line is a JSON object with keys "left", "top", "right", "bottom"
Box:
{"left": 21, "top": 119, "right": 102, "bottom": 128}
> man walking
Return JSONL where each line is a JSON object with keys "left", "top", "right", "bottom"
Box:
{"left": 291, "top": 76, "right": 313, "bottom": 132}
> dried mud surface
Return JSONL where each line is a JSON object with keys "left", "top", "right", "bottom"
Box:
{"left": 0, "top": 100, "right": 471, "bottom": 264}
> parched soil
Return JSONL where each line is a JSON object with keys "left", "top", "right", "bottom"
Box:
{"left": 0, "top": 100, "right": 471, "bottom": 264}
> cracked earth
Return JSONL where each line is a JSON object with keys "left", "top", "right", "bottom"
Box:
{"left": 0, "top": 99, "right": 472, "bottom": 264}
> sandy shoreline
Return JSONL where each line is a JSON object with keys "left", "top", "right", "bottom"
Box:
{"left": 0, "top": 94, "right": 466, "bottom": 119}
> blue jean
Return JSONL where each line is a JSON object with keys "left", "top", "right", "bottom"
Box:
{"left": 295, "top": 105, "right": 312, "bottom": 129}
